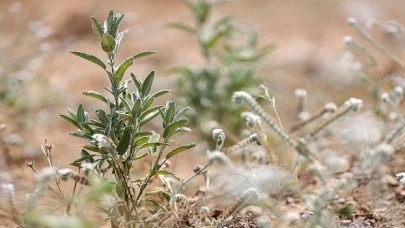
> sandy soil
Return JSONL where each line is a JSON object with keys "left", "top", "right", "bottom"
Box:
{"left": 2, "top": 0, "right": 405, "bottom": 227}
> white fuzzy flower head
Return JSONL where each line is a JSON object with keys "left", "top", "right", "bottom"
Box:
{"left": 207, "top": 150, "right": 233, "bottom": 166}
{"left": 347, "top": 17, "right": 358, "bottom": 25}
{"left": 373, "top": 143, "right": 394, "bottom": 161}
{"left": 352, "top": 62, "right": 363, "bottom": 72}
{"left": 323, "top": 153, "right": 349, "bottom": 174}
{"left": 394, "top": 86, "right": 403, "bottom": 98}
{"left": 200, "top": 206, "right": 210, "bottom": 215}
{"left": 324, "top": 102, "right": 337, "bottom": 112}
{"left": 389, "top": 112, "right": 398, "bottom": 121}
{"left": 175, "top": 194, "right": 186, "bottom": 203}
{"left": 294, "top": 88, "right": 307, "bottom": 98}
{"left": 1, "top": 183, "right": 15, "bottom": 195}
{"left": 212, "top": 129, "right": 225, "bottom": 142}
{"left": 92, "top": 134, "right": 111, "bottom": 149}
{"left": 232, "top": 91, "right": 251, "bottom": 104}
{"left": 307, "top": 161, "right": 327, "bottom": 175}
{"left": 58, "top": 168, "right": 72, "bottom": 181}
{"left": 380, "top": 92, "right": 390, "bottom": 103}
{"left": 297, "top": 111, "right": 311, "bottom": 121}
{"left": 26, "top": 187, "right": 45, "bottom": 206}
{"left": 241, "top": 112, "right": 261, "bottom": 127}
{"left": 36, "top": 167, "right": 56, "bottom": 184}
{"left": 241, "top": 187, "right": 260, "bottom": 201}
{"left": 396, "top": 172, "right": 405, "bottom": 186}
{"left": 58, "top": 168, "right": 72, "bottom": 176}
{"left": 343, "top": 36, "right": 353, "bottom": 45}
{"left": 80, "top": 162, "right": 95, "bottom": 172}
{"left": 344, "top": 98, "right": 363, "bottom": 111}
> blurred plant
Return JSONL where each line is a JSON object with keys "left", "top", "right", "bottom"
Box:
{"left": 0, "top": 2, "right": 74, "bottom": 114}
{"left": 344, "top": 18, "right": 405, "bottom": 121}
{"left": 169, "top": 0, "right": 273, "bottom": 134}
{"left": 57, "top": 11, "right": 196, "bottom": 227}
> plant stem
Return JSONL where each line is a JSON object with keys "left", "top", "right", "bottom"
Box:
{"left": 172, "top": 162, "right": 212, "bottom": 201}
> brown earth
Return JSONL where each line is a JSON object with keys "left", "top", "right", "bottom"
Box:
{"left": 2, "top": 0, "right": 405, "bottom": 227}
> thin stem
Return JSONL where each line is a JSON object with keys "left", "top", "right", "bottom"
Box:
{"left": 172, "top": 162, "right": 212, "bottom": 201}
{"left": 135, "top": 138, "right": 170, "bottom": 207}
{"left": 350, "top": 20, "right": 405, "bottom": 69}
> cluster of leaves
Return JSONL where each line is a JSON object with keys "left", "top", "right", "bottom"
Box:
{"left": 60, "top": 11, "right": 195, "bottom": 226}
{"left": 169, "top": 0, "right": 274, "bottom": 133}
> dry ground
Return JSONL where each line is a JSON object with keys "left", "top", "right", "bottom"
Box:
{"left": 2, "top": 0, "right": 405, "bottom": 227}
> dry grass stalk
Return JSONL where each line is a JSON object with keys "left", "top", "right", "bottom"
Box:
{"left": 223, "top": 133, "right": 258, "bottom": 155}
{"left": 348, "top": 17, "right": 405, "bottom": 69}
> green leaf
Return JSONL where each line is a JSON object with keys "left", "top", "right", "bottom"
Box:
{"left": 142, "top": 71, "right": 155, "bottom": 97}
{"left": 167, "top": 22, "right": 196, "bottom": 33}
{"left": 134, "top": 131, "right": 154, "bottom": 138}
{"left": 120, "top": 97, "right": 132, "bottom": 113}
{"left": 163, "top": 119, "right": 188, "bottom": 139}
{"left": 115, "top": 111, "right": 135, "bottom": 124}
{"left": 193, "top": 0, "right": 211, "bottom": 25}
{"left": 139, "top": 142, "right": 169, "bottom": 150}
{"left": 173, "top": 107, "right": 190, "bottom": 121}
{"left": 101, "top": 33, "right": 116, "bottom": 52}
{"left": 91, "top": 16, "right": 104, "bottom": 38}
{"left": 106, "top": 10, "right": 114, "bottom": 34}
{"left": 203, "top": 30, "right": 227, "bottom": 50}
{"left": 71, "top": 149, "right": 96, "bottom": 167}
{"left": 147, "top": 133, "right": 160, "bottom": 155}
{"left": 132, "top": 99, "right": 141, "bottom": 118}
{"left": 89, "top": 180, "right": 114, "bottom": 201}
{"left": 114, "top": 57, "right": 134, "bottom": 85}
{"left": 139, "top": 105, "right": 164, "bottom": 120}
{"left": 83, "top": 91, "right": 108, "bottom": 104}
{"left": 150, "top": 89, "right": 170, "bottom": 99}
{"left": 139, "top": 110, "right": 160, "bottom": 127}
{"left": 213, "top": 15, "right": 234, "bottom": 30}
{"left": 142, "top": 97, "right": 154, "bottom": 111}
{"left": 115, "top": 29, "right": 128, "bottom": 51}
{"left": 81, "top": 144, "right": 109, "bottom": 155}
{"left": 134, "top": 153, "right": 147, "bottom": 160}
{"left": 165, "top": 101, "right": 176, "bottom": 124}
{"left": 94, "top": 109, "right": 109, "bottom": 125}
{"left": 131, "top": 73, "right": 142, "bottom": 92}
{"left": 116, "top": 127, "right": 131, "bottom": 155}
{"left": 176, "top": 127, "right": 191, "bottom": 133}
{"left": 166, "top": 143, "right": 196, "bottom": 159}
{"left": 81, "top": 121, "right": 105, "bottom": 128}
{"left": 77, "top": 105, "right": 85, "bottom": 123}
{"left": 145, "top": 189, "right": 171, "bottom": 202}
{"left": 115, "top": 52, "right": 155, "bottom": 86}
{"left": 159, "top": 108, "right": 167, "bottom": 127}
{"left": 59, "top": 114, "right": 82, "bottom": 129}
{"left": 153, "top": 170, "right": 176, "bottom": 176}
{"left": 67, "top": 108, "right": 77, "bottom": 119}
{"left": 69, "top": 131, "right": 93, "bottom": 140}
{"left": 135, "top": 136, "right": 150, "bottom": 147}
{"left": 132, "top": 51, "right": 156, "bottom": 60}
{"left": 110, "top": 13, "right": 124, "bottom": 38}
{"left": 69, "top": 51, "right": 106, "bottom": 69}
{"left": 336, "top": 205, "right": 356, "bottom": 218}
{"left": 71, "top": 154, "right": 97, "bottom": 167}
{"left": 145, "top": 199, "right": 167, "bottom": 211}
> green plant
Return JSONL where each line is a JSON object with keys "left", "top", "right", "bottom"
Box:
{"left": 59, "top": 11, "right": 195, "bottom": 227}
{"left": 169, "top": 0, "right": 273, "bottom": 134}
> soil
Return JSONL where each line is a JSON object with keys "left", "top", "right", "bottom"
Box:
{"left": 2, "top": 0, "right": 405, "bottom": 227}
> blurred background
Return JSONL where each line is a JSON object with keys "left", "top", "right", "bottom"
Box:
{"left": 1, "top": 0, "right": 405, "bottom": 198}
